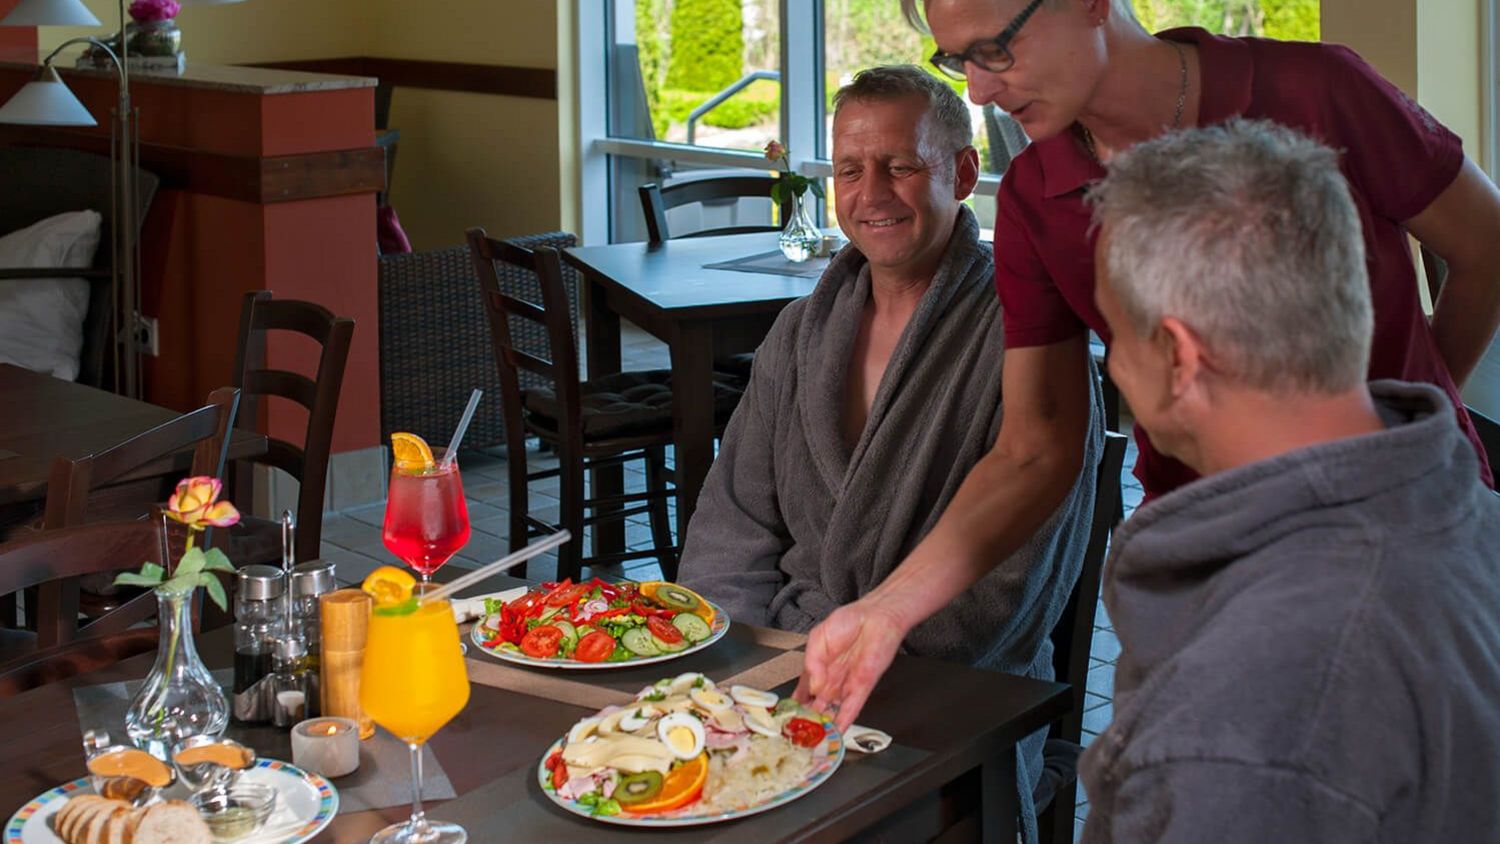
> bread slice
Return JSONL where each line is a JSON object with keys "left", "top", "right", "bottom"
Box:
{"left": 105, "top": 806, "right": 135, "bottom": 844}
{"left": 52, "top": 796, "right": 81, "bottom": 841}
{"left": 58, "top": 796, "right": 116, "bottom": 843}
{"left": 131, "top": 801, "right": 210, "bottom": 844}
{"left": 82, "top": 804, "right": 122, "bottom": 844}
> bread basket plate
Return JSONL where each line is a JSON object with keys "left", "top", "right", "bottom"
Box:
{"left": 5, "top": 758, "right": 337, "bottom": 844}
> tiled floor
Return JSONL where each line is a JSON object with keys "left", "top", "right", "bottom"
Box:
{"left": 322, "top": 322, "right": 1138, "bottom": 838}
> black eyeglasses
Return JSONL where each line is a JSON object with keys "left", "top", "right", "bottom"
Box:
{"left": 928, "top": 0, "right": 1047, "bottom": 80}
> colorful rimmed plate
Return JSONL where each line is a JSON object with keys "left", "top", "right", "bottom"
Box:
{"left": 538, "top": 720, "right": 844, "bottom": 827}
{"left": 5, "top": 758, "right": 337, "bottom": 844}
{"left": 471, "top": 600, "right": 731, "bottom": 670}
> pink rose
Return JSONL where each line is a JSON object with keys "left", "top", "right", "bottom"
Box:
{"left": 128, "top": 0, "right": 180, "bottom": 23}
{"left": 764, "top": 140, "right": 786, "bottom": 163}
{"left": 166, "top": 476, "right": 240, "bottom": 528}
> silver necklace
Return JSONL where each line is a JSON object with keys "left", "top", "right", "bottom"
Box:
{"left": 1082, "top": 40, "right": 1188, "bottom": 162}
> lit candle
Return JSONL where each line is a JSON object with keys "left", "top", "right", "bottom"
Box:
{"left": 290, "top": 717, "right": 360, "bottom": 778}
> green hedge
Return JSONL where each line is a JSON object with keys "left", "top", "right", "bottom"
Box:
{"left": 665, "top": 0, "right": 744, "bottom": 92}
{"left": 657, "top": 81, "right": 779, "bottom": 133}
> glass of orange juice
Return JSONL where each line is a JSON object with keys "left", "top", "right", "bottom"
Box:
{"left": 360, "top": 580, "right": 471, "bottom": 844}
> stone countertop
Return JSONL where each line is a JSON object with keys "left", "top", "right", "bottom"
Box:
{"left": 0, "top": 51, "right": 376, "bottom": 94}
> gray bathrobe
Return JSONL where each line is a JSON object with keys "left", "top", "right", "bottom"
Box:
{"left": 679, "top": 208, "right": 1102, "bottom": 840}
{"left": 1080, "top": 381, "right": 1500, "bottom": 843}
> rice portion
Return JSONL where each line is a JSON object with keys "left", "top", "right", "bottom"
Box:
{"left": 696, "top": 736, "right": 814, "bottom": 814}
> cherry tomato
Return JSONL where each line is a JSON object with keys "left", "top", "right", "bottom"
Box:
{"left": 647, "top": 615, "right": 684, "bottom": 644}
{"left": 784, "top": 718, "right": 825, "bottom": 748}
{"left": 520, "top": 625, "right": 564, "bottom": 658}
{"left": 574, "top": 630, "right": 616, "bottom": 663}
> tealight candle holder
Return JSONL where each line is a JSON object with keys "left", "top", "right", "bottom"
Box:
{"left": 290, "top": 717, "right": 360, "bottom": 778}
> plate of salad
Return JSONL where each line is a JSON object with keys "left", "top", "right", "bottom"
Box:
{"left": 539, "top": 672, "right": 843, "bottom": 826}
{"left": 470, "top": 578, "right": 730, "bottom": 669}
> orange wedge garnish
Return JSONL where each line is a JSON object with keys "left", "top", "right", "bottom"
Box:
{"left": 391, "top": 432, "right": 434, "bottom": 472}
{"left": 623, "top": 753, "right": 708, "bottom": 814}
{"left": 361, "top": 565, "right": 416, "bottom": 607}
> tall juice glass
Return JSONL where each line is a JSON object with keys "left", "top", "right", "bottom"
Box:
{"left": 361, "top": 592, "right": 471, "bottom": 843}
{"left": 383, "top": 451, "right": 471, "bottom": 582}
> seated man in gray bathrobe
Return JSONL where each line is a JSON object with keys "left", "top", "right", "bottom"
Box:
{"left": 1079, "top": 118, "right": 1500, "bottom": 843}
{"left": 679, "top": 65, "right": 1102, "bottom": 833}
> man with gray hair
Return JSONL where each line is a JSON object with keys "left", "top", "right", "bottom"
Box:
{"left": 1080, "top": 118, "right": 1500, "bottom": 843}
{"left": 679, "top": 64, "right": 1100, "bottom": 833}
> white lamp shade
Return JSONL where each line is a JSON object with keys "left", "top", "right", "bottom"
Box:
{"left": 0, "top": 70, "right": 96, "bottom": 126}
{"left": 0, "top": 0, "right": 101, "bottom": 27}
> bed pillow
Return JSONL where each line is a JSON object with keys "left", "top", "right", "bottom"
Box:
{"left": 0, "top": 210, "right": 103, "bottom": 381}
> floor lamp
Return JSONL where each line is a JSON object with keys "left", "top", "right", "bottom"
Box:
{"left": 0, "top": 0, "right": 141, "bottom": 397}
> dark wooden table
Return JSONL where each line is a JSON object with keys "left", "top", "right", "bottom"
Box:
{"left": 564, "top": 233, "right": 824, "bottom": 539}
{"left": 0, "top": 364, "right": 267, "bottom": 510}
{"left": 0, "top": 576, "right": 1069, "bottom": 843}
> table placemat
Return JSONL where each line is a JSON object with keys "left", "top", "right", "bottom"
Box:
{"left": 70, "top": 671, "right": 454, "bottom": 812}
{"left": 704, "top": 250, "right": 831, "bottom": 279}
{"left": 463, "top": 623, "right": 808, "bottom": 709}
{"left": 435, "top": 742, "right": 930, "bottom": 841}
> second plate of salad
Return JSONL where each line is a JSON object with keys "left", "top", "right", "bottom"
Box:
{"left": 470, "top": 578, "right": 730, "bottom": 670}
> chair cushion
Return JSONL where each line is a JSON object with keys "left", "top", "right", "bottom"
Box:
{"left": 713, "top": 352, "right": 756, "bottom": 382}
{"left": 523, "top": 369, "right": 744, "bottom": 440}
{"left": 0, "top": 210, "right": 102, "bottom": 381}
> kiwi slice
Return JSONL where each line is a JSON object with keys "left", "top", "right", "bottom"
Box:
{"left": 614, "top": 770, "right": 663, "bottom": 805}
{"left": 655, "top": 584, "right": 701, "bottom": 613}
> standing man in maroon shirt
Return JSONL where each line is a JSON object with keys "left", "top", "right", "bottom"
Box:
{"left": 795, "top": 0, "right": 1500, "bottom": 737}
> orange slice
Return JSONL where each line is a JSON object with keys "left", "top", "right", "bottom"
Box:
{"left": 361, "top": 565, "right": 416, "bottom": 607}
{"left": 390, "top": 432, "right": 434, "bottom": 472}
{"left": 623, "top": 753, "right": 708, "bottom": 814}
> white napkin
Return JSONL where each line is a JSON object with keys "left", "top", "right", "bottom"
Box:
{"left": 843, "top": 725, "right": 892, "bottom": 754}
{"left": 451, "top": 586, "right": 530, "bottom": 623}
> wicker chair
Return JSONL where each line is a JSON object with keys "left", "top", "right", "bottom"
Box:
{"left": 378, "top": 234, "right": 581, "bottom": 452}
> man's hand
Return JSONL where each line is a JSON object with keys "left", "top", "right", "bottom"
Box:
{"left": 794, "top": 595, "right": 912, "bottom": 732}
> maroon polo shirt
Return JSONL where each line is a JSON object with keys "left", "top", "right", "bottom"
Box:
{"left": 995, "top": 27, "right": 1494, "bottom": 496}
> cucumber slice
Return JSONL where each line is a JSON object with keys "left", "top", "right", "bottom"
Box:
{"left": 621, "top": 627, "right": 661, "bottom": 656}
{"left": 671, "top": 612, "right": 712, "bottom": 643}
{"left": 538, "top": 605, "right": 563, "bottom": 623}
{"left": 554, "top": 620, "right": 578, "bottom": 648}
{"left": 651, "top": 632, "right": 688, "bottom": 653}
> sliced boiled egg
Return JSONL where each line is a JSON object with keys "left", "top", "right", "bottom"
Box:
{"left": 689, "top": 686, "right": 733, "bottom": 712}
{"left": 743, "top": 706, "right": 779, "bottom": 737}
{"left": 597, "top": 707, "right": 632, "bottom": 735}
{"left": 619, "top": 705, "right": 659, "bottom": 732}
{"left": 667, "top": 672, "right": 711, "bottom": 695}
{"left": 729, "top": 685, "right": 778, "bottom": 709}
{"left": 568, "top": 716, "right": 602, "bottom": 744}
{"left": 657, "top": 712, "right": 706, "bottom": 760}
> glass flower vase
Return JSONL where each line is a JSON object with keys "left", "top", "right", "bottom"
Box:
{"left": 778, "top": 191, "right": 821, "bottom": 262}
{"left": 125, "top": 18, "right": 182, "bottom": 57}
{"left": 125, "top": 585, "right": 229, "bottom": 759}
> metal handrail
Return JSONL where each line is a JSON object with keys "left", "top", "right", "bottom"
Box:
{"left": 685, "top": 69, "right": 780, "bottom": 146}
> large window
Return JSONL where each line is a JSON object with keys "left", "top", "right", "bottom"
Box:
{"left": 580, "top": 0, "right": 1319, "bottom": 245}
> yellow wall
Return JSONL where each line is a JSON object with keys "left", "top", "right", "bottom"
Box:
{"left": 41, "top": 0, "right": 563, "bottom": 251}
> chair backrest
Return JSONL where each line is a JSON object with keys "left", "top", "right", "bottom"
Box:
{"left": 0, "top": 520, "right": 180, "bottom": 695}
{"left": 231, "top": 292, "right": 355, "bottom": 562}
{"left": 981, "top": 105, "right": 1031, "bottom": 174}
{"left": 0, "top": 147, "right": 160, "bottom": 390}
{"left": 639, "top": 175, "right": 791, "bottom": 244}
{"left": 1050, "top": 431, "right": 1128, "bottom": 739}
{"left": 39, "top": 388, "right": 238, "bottom": 647}
{"left": 465, "top": 228, "right": 585, "bottom": 458}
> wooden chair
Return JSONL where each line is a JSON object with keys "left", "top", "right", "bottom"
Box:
{"left": 0, "top": 519, "right": 187, "bottom": 697}
{"left": 1035, "top": 431, "right": 1129, "bottom": 844}
{"left": 638, "top": 175, "right": 791, "bottom": 244}
{"left": 32, "top": 388, "right": 239, "bottom": 641}
{"left": 467, "top": 228, "right": 743, "bottom": 581}
{"left": 226, "top": 291, "right": 355, "bottom": 566}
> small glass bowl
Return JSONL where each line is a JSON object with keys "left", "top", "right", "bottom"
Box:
{"left": 190, "top": 782, "right": 277, "bottom": 841}
{"left": 172, "top": 736, "right": 256, "bottom": 794}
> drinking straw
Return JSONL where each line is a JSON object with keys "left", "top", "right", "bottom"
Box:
{"left": 441, "top": 388, "right": 484, "bottom": 469}
{"left": 420, "top": 530, "right": 572, "bottom": 606}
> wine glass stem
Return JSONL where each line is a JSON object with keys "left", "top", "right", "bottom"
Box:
{"left": 407, "top": 741, "right": 430, "bottom": 834}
